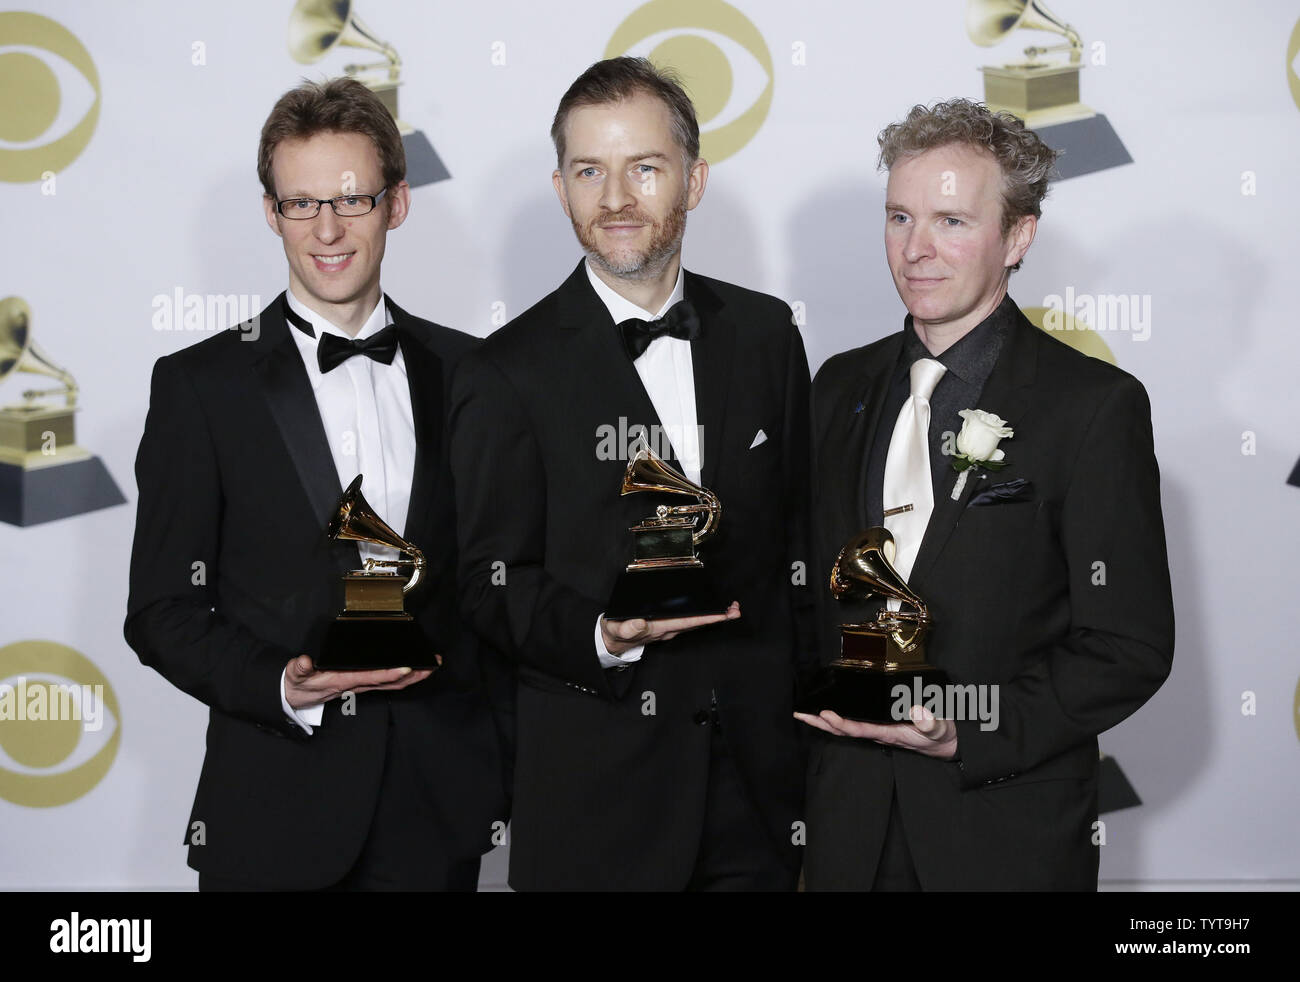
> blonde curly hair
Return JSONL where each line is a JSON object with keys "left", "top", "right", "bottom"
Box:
{"left": 878, "top": 99, "right": 1061, "bottom": 260}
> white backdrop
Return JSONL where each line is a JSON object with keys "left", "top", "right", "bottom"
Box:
{"left": 2, "top": 0, "right": 1298, "bottom": 889}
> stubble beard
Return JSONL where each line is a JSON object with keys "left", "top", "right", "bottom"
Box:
{"left": 574, "top": 189, "right": 688, "bottom": 282}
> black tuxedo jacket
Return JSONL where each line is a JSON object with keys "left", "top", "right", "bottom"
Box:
{"left": 125, "top": 294, "right": 510, "bottom": 889}
{"left": 803, "top": 304, "right": 1174, "bottom": 890}
{"left": 449, "top": 261, "right": 814, "bottom": 890}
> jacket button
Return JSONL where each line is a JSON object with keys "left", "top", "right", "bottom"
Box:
{"left": 693, "top": 710, "right": 711, "bottom": 725}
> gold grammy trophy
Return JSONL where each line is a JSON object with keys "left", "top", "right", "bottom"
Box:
{"left": 288, "top": 0, "right": 449, "bottom": 186}
{"left": 0, "top": 297, "right": 124, "bottom": 526}
{"left": 318, "top": 474, "right": 435, "bottom": 669}
{"left": 795, "top": 527, "right": 949, "bottom": 723}
{"left": 605, "top": 447, "right": 727, "bottom": 620}
{"left": 967, "top": 0, "right": 1131, "bottom": 178}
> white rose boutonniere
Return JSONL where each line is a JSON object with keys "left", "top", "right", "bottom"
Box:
{"left": 951, "top": 409, "right": 1013, "bottom": 500}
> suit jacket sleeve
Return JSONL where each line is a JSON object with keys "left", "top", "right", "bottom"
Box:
{"left": 449, "top": 350, "right": 613, "bottom": 695}
{"left": 124, "top": 355, "right": 301, "bottom": 735}
{"left": 953, "top": 373, "right": 1174, "bottom": 786}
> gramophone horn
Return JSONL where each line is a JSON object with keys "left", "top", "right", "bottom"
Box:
{"left": 328, "top": 475, "right": 425, "bottom": 593}
{"left": 621, "top": 447, "right": 721, "bottom": 545}
{"left": 966, "top": 0, "right": 1080, "bottom": 49}
{"left": 288, "top": 0, "right": 399, "bottom": 66}
{"left": 830, "top": 527, "right": 926, "bottom": 614}
{"left": 0, "top": 297, "right": 78, "bottom": 407}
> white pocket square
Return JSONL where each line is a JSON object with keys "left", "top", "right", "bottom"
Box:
{"left": 749, "top": 429, "right": 768, "bottom": 449}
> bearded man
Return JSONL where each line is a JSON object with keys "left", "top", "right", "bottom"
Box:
{"left": 449, "top": 57, "right": 815, "bottom": 891}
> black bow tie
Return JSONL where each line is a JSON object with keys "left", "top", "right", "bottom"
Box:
{"left": 618, "top": 300, "right": 701, "bottom": 361}
{"left": 317, "top": 326, "right": 400, "bottom": 373}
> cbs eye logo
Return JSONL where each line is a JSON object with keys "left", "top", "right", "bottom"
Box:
{"left": 1289, "top": 17, "right": 1300, "bottom": 113}
{"left": 0, "top": 12, "right": 101, "bottom": 183}
{"left": 606, "top": 0, "right": 774, "bottom": 164}
{"left": 1294, "top": 674, "right": 1300, "bottom": 743}
{"left": 0, "top": 641, "right": 121, "bottom": 808}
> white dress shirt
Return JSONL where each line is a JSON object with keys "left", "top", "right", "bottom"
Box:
{"left": 279, "top": 286, "right": 417, "bottom": 732}
{"left": 585, "top": 262, "right": 700, "bottom": 669}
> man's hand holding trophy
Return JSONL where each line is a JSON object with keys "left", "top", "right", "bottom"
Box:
{"left": 275, "top": 474, "right": 436, "bottom": 715}
{"left": 795, "top": 527, "right": 957, "bottom": 757}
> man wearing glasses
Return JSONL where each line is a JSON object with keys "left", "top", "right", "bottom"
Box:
{"left": 125, "top": 78, "right": 508, "bottom": 891}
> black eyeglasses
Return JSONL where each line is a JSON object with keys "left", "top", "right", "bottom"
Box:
{"left": 274, "top": 187, "right": 388, "bottom": 220}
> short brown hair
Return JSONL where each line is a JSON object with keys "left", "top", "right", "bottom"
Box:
{"left": 878, "top": 98, "right": 1060, "bottom": 242}
{"left": 551, "top": 57, "right": 700, "bottom": 170}
{"left": 257, "top": 77, "right": 405, "bottom": 198}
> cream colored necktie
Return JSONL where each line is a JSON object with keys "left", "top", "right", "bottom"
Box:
{"left": 882, "top": 357, "right": 947, "bottom": 591}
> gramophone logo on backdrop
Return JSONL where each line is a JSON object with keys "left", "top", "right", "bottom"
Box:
{"left": 0, "top": 297, "right": 125, "bottom": 526}
{"left": 0, "top": 641, "right": 121, "bottom": 808}
{"left": 967, "top": 0, "right": 1131, "bottom": 179}
{"left": 0, "top": 12, "right": 100, "bottom": 183}
{"left": 287, "top": 0, "right": 449, "bottom": 187}
{"left": 605, "top": 0, "right": 773, "bottom": 164}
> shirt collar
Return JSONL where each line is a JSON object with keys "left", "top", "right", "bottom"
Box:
{"left": 899, "top": 293, "right": 1016, "bottom": 387}
{"left": 584, "top": 260, "right": 686, "bottom": 324}
{"left": 284, "top": 286, "right": 392, "bottom": 343}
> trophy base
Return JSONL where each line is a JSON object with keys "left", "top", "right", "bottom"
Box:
{"left": 0, "top": 455, "right": 126, "bottom": 527}
{"left": 316, "top": 614, "right": 438, "bottom": 671}
{"left": 796, "top": 663, "right": 951, "bottom": 724}
{"left": 604, "top": 565, "right": 727, "bottom": 621}
{"left": 1098, "top": 754, "right": 1142, "bottom": 814}
{"left": 403, "top": 130, "right": 450, "bottom": 187}
{"left": 1035, "top": 114, "right": 1132, "bottom": 179}
{"left": 980, "top": 63, "right": 1091, "bottom": 127}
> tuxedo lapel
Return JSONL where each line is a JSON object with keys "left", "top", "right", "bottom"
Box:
{"left": 853, "top": 335, "right": 904, "bottom": 528}
{"left": 386, "top": 298, "right": 444, "bottom": 544}
{"left": 557, "top": 261, "right": 671, "bottom": 464}
{"left": 909, "top": 309, "right": 1038, "bottom": 590}
{"left": 251, "top": 294, "right": 356, "bottom": 575}
{"left": 684, "top": 271, "right": 731, "bottom": 489}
